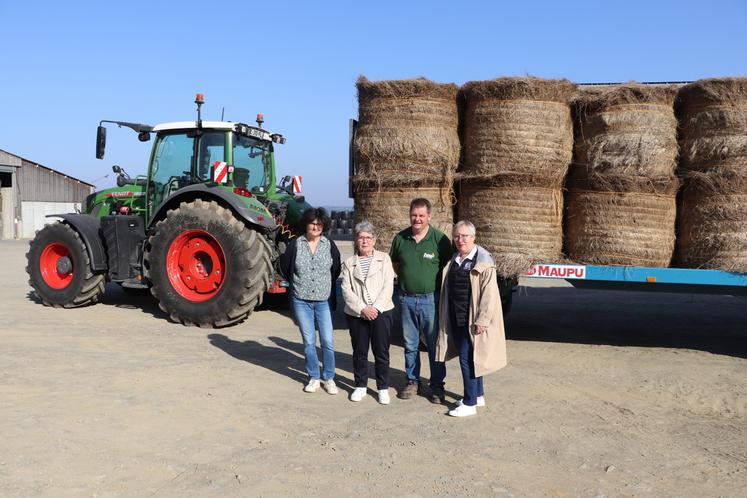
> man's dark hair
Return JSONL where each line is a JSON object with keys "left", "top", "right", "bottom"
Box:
{"left": 409, "top": 197, "right": 432, "bottom": 214}
{"left": 298, "top": 207, "right": 331, "bottom": 233}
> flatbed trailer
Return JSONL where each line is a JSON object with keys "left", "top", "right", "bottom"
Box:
{"left": 520, "top": 263, "right": 747, "bottom": 296}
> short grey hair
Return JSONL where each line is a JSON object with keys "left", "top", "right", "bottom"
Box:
{"left": 354, "top": 220, "right": 376, "bottom": 237}
{"left": 452, "top": 220, "right": 476, "bottom": 237}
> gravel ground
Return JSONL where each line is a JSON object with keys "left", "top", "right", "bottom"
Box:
{"left": 1, "top": 239, "right": 745, "bottom": 497}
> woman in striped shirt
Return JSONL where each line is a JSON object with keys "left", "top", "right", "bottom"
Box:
{"left": 340, "top": 221, "right": 396, "bottom": 404}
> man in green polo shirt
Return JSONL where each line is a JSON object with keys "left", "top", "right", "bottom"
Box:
{"left": 390, "top": 197, "right": 453, "bottom": 402}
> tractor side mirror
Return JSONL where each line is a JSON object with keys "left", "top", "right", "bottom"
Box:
{"left": 96, "top": 126, "right": 107, "bottom": 159}
{"left": 112, "top": 165, "right": 122, "bottom": 173}
{"left": 138, "top": 131, "right": 151, "bottom": 142}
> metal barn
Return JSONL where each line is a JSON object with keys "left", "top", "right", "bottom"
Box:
{"left": 0, "top": 149, "right": 94, "bottom": 239}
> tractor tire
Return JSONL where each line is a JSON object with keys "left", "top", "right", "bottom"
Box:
{"left": 144, "top": 199, "right": 272, "bottom": 328}
{"left": 26, "top": 222, "right": 106, "bottom": 308}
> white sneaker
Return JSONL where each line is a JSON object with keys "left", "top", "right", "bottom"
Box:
{"left": 448, "top": 403, "right": 477, "bottom": 417}
{"left": 303, "top": 379, "right": 320, "bottom": 393}
{"left": 323, "top": 379, "right": 339, "bottom": 395}
{"left": 350, "top": 387, "right": 367, "bottom": 402}
{"left": 458, "top": 396, "right": 486, "bottom": 407}
{"left": 378, "top": 388, "right": 390, "bottom": 405}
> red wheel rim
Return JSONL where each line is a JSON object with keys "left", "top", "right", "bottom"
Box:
{"left": 40, "top": 242, "right": 74, "bottom": 289}
{"left": 166, "top": 230, "right": 226, "bottom": 302}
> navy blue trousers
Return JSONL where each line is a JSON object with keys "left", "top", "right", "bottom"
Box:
{"left": 454, "top": 325, "right": 484, "bottom": 406}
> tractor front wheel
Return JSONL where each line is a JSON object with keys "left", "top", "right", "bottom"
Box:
{"left": 26, "top": 223, "right": 106, "bottom": 307}
{"left": 145, "top": 199, "right": 272, "bottom": 327}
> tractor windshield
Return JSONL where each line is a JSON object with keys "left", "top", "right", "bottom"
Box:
{"left": 232, "top": 135, "right": 271, "bottom": 192}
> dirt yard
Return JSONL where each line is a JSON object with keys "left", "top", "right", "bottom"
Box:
{"left": 1, "top": 239, "right": 745, "bottom": 497}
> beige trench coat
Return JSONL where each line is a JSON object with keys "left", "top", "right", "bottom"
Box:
{"left": 435, "top": 246, "right": 507, "bottom": 377}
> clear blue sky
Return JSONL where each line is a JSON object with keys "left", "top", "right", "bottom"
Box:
{"left": 1, "top": 0, "right": 745, "bottom": 207}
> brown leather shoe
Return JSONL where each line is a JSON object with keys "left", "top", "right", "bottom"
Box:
{"left": 429, "top": 386, "right": 445, "bottom": 404}
{"left": 398, "top": 381, "right": 419, "bottom": 399}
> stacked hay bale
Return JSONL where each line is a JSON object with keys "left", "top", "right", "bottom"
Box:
{"left": 565, "top": 84, "right": 679, "bottom": 267}
{"left": 675, "top": 77, "right": 747, "bottom": 271}
{"left": 458, "top": 77, "right": 576, "bottom": 276}
{"left": 352, "top": 77, "right": 458, "bottom": 251}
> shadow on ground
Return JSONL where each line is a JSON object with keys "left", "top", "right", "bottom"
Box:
{"left": 207, "top": 333, "right": 462, "bottom": 402}
{"left": 506, "top": 286, "right": 747, "bottom": 359}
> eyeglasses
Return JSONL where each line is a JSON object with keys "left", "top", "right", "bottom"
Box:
{"left": 356, "top": 235, "right": 375, "bottom": 241}
{"left": 454, "top": 234, "right": 474, "bottom": 240}
{"left": 307, "top": 221, "right": 324, "bottom": 227}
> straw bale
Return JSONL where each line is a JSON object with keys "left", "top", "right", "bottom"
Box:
{"left": 461, "top": 77, "right": 575, "bottom": 181}
{"left": 675, "top": 168, "right": 747, "bottom": 271}
{"left": 354, "top": 76, "right": 460, "bottom": 182}
{"left": 572, "top": 84, "right": 679, "bottom": 180}
{"left": 564, "top": 181, "right": 678, "bottom": 267}
{"left": 676, "top": 77, "right": 747, "bottom": 173}
{"left": 458, "top": 178, "right": 564, "bottom": 277}
{"left": 353, "top": 187, "right": 454, "bottom": 254}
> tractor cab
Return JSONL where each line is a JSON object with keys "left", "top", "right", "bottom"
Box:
{"left": 145, "top": 120, "right": 283, "bottom": 219}
{"left": 92, "top": 94, "right": 309, "bottom": 232}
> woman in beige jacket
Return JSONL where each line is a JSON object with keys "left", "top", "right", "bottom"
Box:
{"left": 341, "top": 221, "right": 396, "bottom": 404}
{"left": 436, "top": 220, "right": 507, "bottom": 417}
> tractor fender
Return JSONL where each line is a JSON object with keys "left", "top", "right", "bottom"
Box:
{"left": 148, "top": 184, "right": 277, "bottom": 231}
{"left": 47, "top": 213, "right": 108, "bottom": 272}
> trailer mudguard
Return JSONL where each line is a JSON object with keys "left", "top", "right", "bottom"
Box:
{"left": 148, "top": 184, "right": 277, "bottom": 231}
{"left": 47, "top": 213, "right": 108, "bottom": 272}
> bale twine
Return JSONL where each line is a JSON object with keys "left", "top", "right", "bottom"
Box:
{"left": 572, "top": 84, "right": 678, "bottom": 180}
{"left": 675, "top": 168, "right": 747, "bottom": 271}
{"left": 353, "top": 187, "right": 454, "bottom": 254}
{"left": 458, "top": 175, "right": 564, "bottom": 277}
{"left": 676, "top": 77, "right": 747, "bottom": 174}
{"left": 354, "top": 76, "right": 460, "bottom": 184}
{"left": 460, "top": 77, "right": 576, "bottom": 182}
{"left": 564, "top": 176, "right": 678, "bottom": 267}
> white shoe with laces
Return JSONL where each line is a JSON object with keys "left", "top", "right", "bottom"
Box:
{"left": 378, "top": 388, "right": 391, "bottom": 405}
{"left": 323, "top": 379, "right": 339, "bottom": 395}
{"left": 350, "top": 387, "right": 367, "bottom": 402}
{"left": 303, "top": 379, "right": 320, "bottom": 393}
{"left": 458, "top": 395, "right": 486, "bottom": 407}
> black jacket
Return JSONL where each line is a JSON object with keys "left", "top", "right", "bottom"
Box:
{"left": 279, "top": 237, "right": 341, "bottom": 310}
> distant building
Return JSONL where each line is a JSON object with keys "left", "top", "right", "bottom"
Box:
{"left": 0, "top": 149, "right": 94, "bottom": 239}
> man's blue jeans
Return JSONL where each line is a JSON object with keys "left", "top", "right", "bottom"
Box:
{"left": 291, "top": 296, "right": 335, "bottom": 381}
{"left": 399, "top": 292, "right": 446, "bottom": 388}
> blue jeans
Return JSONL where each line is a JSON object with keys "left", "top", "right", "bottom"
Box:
{"left": 291, "top": 296, "right": 335, "bottom": 381}
{"left": 454, "top": 325, "right": 484, "bottom": 406}
{"left": 399, "top": 292, "right": 446, "bottom": 388}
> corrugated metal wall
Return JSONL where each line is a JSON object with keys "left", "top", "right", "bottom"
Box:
{"left": 16, "top": 159, "right": 92, "bottom": 203}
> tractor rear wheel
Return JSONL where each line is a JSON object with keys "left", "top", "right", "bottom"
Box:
{"left": 145, "top": 199, "right": 272, "bottom": 327}
{"left": 26, "top": 222, "right": 106, "bottom": 307}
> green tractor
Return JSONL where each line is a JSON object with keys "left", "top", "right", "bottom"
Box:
{"left": 26, "top": 94, "right": 310, "bottom": 327}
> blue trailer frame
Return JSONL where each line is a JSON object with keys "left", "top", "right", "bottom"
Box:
{"left": 521, "top": 264, "right": 747, "bottom": 296}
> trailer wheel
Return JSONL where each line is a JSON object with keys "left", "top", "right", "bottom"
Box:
{"left": 26, "top": 222, "right": 106, "bottom": 307}
{"left": 145, "top": 199, "right": 272, "bottom": 327}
